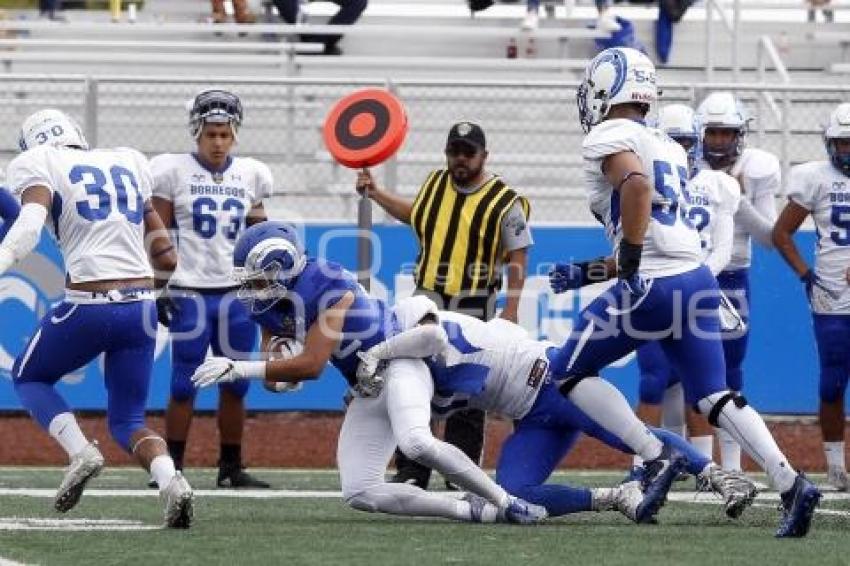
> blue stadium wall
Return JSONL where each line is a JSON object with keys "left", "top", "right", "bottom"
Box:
{"left": 0, "top": 224, "right": 826, "bottom": 414}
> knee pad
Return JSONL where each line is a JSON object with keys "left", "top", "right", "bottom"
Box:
{"left": 220, "top": 378, "right": 250, "bottom": 399}
{"left": 170, "top": 369, "right": 197, "bottom": 402}
{"left": 108, "top": 415, "right": 145, "bottom": 453}
{"left": 396, "top": 427, "right": 437, "bottom": 463}
{"left": 819, "top": 366, "right": 849, "bottom": 403}
{"left": 697, "top": 390, "right": 748, "bottom": 427}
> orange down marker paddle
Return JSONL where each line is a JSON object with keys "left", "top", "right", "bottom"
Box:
{"left": 323, "top": 88, "right": 408, "bottom": 168}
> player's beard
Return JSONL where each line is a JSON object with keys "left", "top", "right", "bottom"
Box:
{"left": 450, "top": 162, "right": 482, "bottom": 186}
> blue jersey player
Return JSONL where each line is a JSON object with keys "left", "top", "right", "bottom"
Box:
{"left": 0, "top": 109, "right": 193, "bottom": 528}
{"left": 150, "top": 90, "right": 271, "bottom": 488}
{"left": 547, "top": 47, "right": 820, "bottom": 537}
{"left": 0, "top": 186, "right": 21, "bottom": 241}
{"left": 192, "top": 221, "right": 547, "bottom": 524}
{"left": 773, "top": 102, "right": 850, "bottom": 492}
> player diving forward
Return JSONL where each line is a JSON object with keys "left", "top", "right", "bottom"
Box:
{"left": 632, "top": 103, "right": 743, "bottom": 464}
{"left": 190, "top": 221, "right": 682, "bottom": 523}
{"left": 773, "top": 103, "right": 850, "bottom": 491}
{"left": 547, "top": 47, "right": 819, "bottom": 538}
{"left": 0, "top": 109, "right": 193, "bottom": 528}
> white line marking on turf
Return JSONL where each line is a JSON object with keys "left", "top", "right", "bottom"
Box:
{"left": 0, "top": 488, "right": 343, "bottom": 499}
{"left": 0, "top": 557, "right": 33, "bottom": 566}
{"left": 0, "top": 517, "right": 159, "bottom": 532}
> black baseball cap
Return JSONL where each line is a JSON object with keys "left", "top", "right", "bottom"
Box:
{"left": 446, "top": 121, "right": 486, "bottom": 151}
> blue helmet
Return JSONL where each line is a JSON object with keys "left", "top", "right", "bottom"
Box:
{"left": 233, "top": 221, "right": 307, "bottom": 314}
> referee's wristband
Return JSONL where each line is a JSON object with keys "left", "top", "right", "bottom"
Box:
{"left": 617, "top": 241, "right": 643, "bottom": 279}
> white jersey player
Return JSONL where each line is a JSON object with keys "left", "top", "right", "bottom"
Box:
{"left": 549, "top": 47, "right": 819, "bottom": 538}
{"left": 773, "top": 102, "right": 850, "bottom": 491}
{"left": 0, "top": 109, "right": 192, "bottom": 527}
{"left": 150, "top": 89, "right": 271, "bottom": 488}
{"left": 695, "top": 91, "right": 779, "bottom": 472}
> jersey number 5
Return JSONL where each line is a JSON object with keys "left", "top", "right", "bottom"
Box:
{"left": 70, "top": 165, "right": 143, "bottom": 224}
{"left": 651, "top": 160, "right": 689, "bottom": 227}
{"left": 830, "top": 204, "right": 850, "bottom": 246}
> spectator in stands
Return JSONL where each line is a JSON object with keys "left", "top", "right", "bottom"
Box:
{"left": 806, "top": 0, "right": 834, "bottom": 23}
{"left": 38, "top": 0, "right": 64, "bottom": 21}
{"left": 272, "top": 0, "right": 367, "bottom": 56}
{"left": 211, "top": 0, "right": 256, "bottom": 24}
{"left": 521, "top": 0, "right": 620, "bottom": 31}
{"left": 355, "top": 121, "right": 533, "bottom": 490}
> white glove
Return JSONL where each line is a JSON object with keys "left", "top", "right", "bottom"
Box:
{"left": 191, "top": 357, "right": 265, "bottom": 388}
{"left": 353, "top": 351, "right": 385, "bottom": 398}
{"left": 264, "top": 380, "right": 304, "bottom": 394}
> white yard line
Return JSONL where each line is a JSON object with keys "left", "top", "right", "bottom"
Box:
{"left": 0, "top": 518, "right": 160, "bottom": 532}
{"left": 0, "top": 557, "right": 35, "bottom": 566}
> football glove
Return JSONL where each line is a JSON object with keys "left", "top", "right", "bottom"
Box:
{"left": 191, "top": 357, "right": 264, "bottom": 388}
{"left": 353, "top": 351, "right": 385, "bottom": 398}
{"left": 549, "top": 257, "right": 609, "bottom": 294}
{"left": 156, "top": 290, "right": 180, "bottom": 327}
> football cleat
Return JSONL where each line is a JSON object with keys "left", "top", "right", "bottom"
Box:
{"left": 635, "top": 454, "right": 689, "bottom": 523}
{"left": 217, "top": 463, "right": 270, "bottom": 488}
{"left": 55, "top": 441, "right": 104, "bottom": 513}
{"left": 162, "top": 472, "right": 194, "bottom": 529}
{"left": 607, "top": 481, "right": 647, "bottom": 523}
{"left": 826, "top": 465, "right": 850, "bottom": 492}
{"left": 499, "top": 497, "right": 548, "bottom": 525}
{"left": 696, "top": 464, "right": 758, "bottom": 519}
{"left": 775, "top": 473, "right": 821, "bottom": 538}
{"left": 462, "top": 493, "right": 498, "bottom": 523}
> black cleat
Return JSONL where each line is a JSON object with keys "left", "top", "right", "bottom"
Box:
{"left": 217, "top": 464, "right": 271, "bottom": 488}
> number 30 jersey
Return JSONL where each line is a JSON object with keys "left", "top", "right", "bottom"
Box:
{"left": 150, "top": 153, "right": 272, "bottom": 289}
{"left": 6, "top": 145, "right": 153, "bottom": 283}
{"left": 583, "top": 119, "right": 702, "bottom": 278}
{"left": 787, "top": 160, "right": 850, "bottom": 314}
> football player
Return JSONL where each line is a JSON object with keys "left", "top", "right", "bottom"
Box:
{"left": 191, "top": 221, "right": 548, "bottom": 524}
{"left": 150, "top": 89, "right": 271, "bottom": 488}
{"left": 633, "top": 103, "right": 742, "bottom": 464}
{"left": 0, "top": 185, "right": 21, "bottom": 241}
{"left": 0, "top": 109, "right": 192, "bottom": 527}
{"left": 695, "top": 91, "right": 779, "bottom": 472}
{"left": 773, "top": 102, "right": 850, "bottom": 492}
{"left": 547, "top": 47, "right": 819, "bottom": 537}
{"left": 371, "top": 305, "right": 755, "bottom": 521}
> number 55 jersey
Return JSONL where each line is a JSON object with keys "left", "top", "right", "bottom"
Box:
{"left": 787, "top": 160, "right": 850, "bottom": 314}
{"left": 150, "top": 153, "right": 272, "bottom": 289}
{"left": 583, "top": 118, "right": 702, "bottom": 278}
{"left": 6, "top": 144, "right": 153, "bottom": 283}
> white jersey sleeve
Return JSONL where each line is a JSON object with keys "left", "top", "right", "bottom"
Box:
{"left": 158, "top": 154, "right": 272, "bottom": 288}
{"left": 6, "top": 145, "right": 153, "bottom": 283}
{"left": 786, "top": 161, "right": 850, "bottom": 313}
{"left": 727, "top": 147, "right": 781, "bottom": 269}
{"left": 582, "top": 119, "right": 702, "bottom": 278}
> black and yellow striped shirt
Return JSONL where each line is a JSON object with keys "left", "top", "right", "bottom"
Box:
{"left": 409, "top": 169, "right": 530, "bottom": 297}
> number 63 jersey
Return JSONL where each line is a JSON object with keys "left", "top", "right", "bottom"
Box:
{"left": 583, "top": 119, "right": 702, "bottom": 278}
{"left": 150, "top": 153, "right": 272, "bottom": 289}
{"left": 6, "top": 145, "right": 153, "bottom": 283}
{"left": 787, "top": 160, "right": 850, "bottom": 314}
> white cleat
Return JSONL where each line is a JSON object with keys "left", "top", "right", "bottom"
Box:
{"left": 162, "top": 472, "right": 194, "bottom": 529}
{"left": 827, "top": 465, "right": 850, "bottom": 492}
{"left": 697, "top": 464, "right": 758, "bottom": 519}
{"left": 611, "top": 481, "right": 645, "bottom": 523}
{"left": 55, "top": 441, "right": 104, "bottom": 513}
{"left": 499, "top": 497, "right": 548, "bottom": 524}
{"left": 462, "top": 492, "right": 499, "bottom": 523}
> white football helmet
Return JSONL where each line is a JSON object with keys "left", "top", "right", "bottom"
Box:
{"left": 18, "top": 109, "right": 89, "bottom": 152}
{"left": 577, "top": 47, "right": 657, "bottom": 133}
{"left": 825, "top": 102, "right": 850, "bottom": 176}
{"left": 695, "top": 92, "right": 748, "bottom": 168}
{"left": 657, "top": 103, "right": 699, "bottom": 176}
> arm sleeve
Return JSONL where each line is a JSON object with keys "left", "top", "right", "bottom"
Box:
{"left": 0, "top": 202, "right": 47, "bottom": 272}
{"left": 704, "top": 211, "right": 734, "bottom": 276}
{"left": 736, "top": 198, "right": 775, "bottom": 248}
{"left": 499, "top": 199, "right": 534, "bottom": 253}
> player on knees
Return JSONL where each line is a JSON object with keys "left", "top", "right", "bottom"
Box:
{"left": 150, "top": 90, "right": 270, "bottom": 488}
{"left": 190, "top": 222, "right": 547, "bottom": 524}
{"left": 634, "top": 103, "right": 743, "bottom": 470}
{"left": 696, "top": 92, "right": 779, "bottom": 472}
{"left": 548, "top": 48, "right": 819, "bottom": 537}
{"left": 0, "top": 110, "right": 192, "bottom": 528}
{"left": 773, "top": 102, "right": 850, "bottom": 492}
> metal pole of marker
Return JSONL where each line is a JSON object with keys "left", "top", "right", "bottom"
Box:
{"left": 357, "top": 176, "right": 372, "bottom": 293}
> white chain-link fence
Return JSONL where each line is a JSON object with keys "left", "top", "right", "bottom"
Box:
{"left": 0, "top": 75, "right": 847, "bottom": 223}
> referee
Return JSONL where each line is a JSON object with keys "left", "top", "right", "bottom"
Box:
{"left": 356, "top": 121, "right": 532, "bottom": 489}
